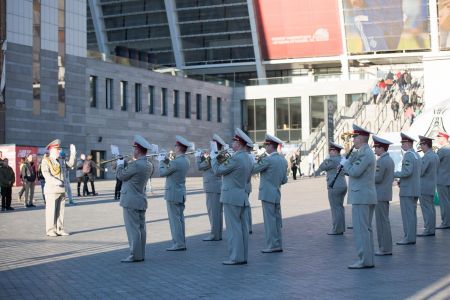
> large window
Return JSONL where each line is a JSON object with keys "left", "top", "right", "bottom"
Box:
{"left": 148, "top": 85, "right": 154, "bottom": 114}
{"left": 207, "top": 96, "right": 212, "bottom": 121}
{"left": 185, "top": 92, "right": 191, "bottom": 119}
{"left": 135, "top": 83, "right": 141, "bottom": 112}
{"left": 89, "top": 76, "right": 97, "bottom": 108}
{"left": 196, "top": 94, "right": 202, "bottom": 120}
{"left": 217, "top": 97, "right": 222, "bottom": 123}
{"left": 310, "top": 95, "right": 337, "bottom": 133}
{"left": 161, "top": 87, "right": 167, "bottom": 116}
{"left": 345, "top": 93, "right": 366, "bottom": 107}
{"left": 106, "top": 78, "right": 113, "bottom": 109}
{"left": 120, "top": 81, "right": 127, "bottom": 111}
{"left": 275, "top": 97, "right": 301, "bottom": 142}
{"left": 173, "top": 90, "right": 179, "bottom": 117}
{"left": 241, "top": 99, "right": 266, "bottom": 143}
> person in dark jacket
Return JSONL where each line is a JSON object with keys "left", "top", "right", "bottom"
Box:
{"left": 0, "top": 158, "right": 16, "bottom": 211}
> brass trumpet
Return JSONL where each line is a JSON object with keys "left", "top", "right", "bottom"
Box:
{"left": 216, "top": 148, "right": 234, "bottom": 164}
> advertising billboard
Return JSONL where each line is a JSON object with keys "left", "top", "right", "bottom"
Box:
{"left": 343, "top": 0, "right": 430, "bottom": 53}
{"left": 0, "top": 144, "right": 38, "bottom": 186}
{"left": 438, "top": 0, "right": 450, "bottom": 49}
{"left": 254, "top": 0, "right": 342, "bottom": 60}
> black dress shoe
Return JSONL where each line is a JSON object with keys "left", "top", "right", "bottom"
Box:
{"left": 166, "top": 246, "right": 187, "bottom": 251}
{"left": 1, "top": 207, "right": 5, "bottom": 211}
{"left": 327, "top": 232, "right": 344, "bottom": 235}
{"left": 222, "top": 260, "right": 247, "bottom": 265}
{"left": 29, "top": 204, "right": 36, "bottom": 207}
{"left": 6, "top": 207, "right": 14, "bottom": 210}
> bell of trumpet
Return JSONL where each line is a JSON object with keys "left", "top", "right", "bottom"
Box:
{"left": 216, "top": 148, "right": 234, "bottom": 164}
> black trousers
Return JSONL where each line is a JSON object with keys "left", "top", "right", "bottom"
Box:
{"left": 1, "top": 186, "right": 12, "bottom": 208}
{"left": 84, "top": 175, "right": 96, "bottom": 195}
{"left": 291, "top": 167, "right": 298, "bottom": 180}
{"left": 115, "top": 179, "right": 122, "bottom": 199}
{"left": 77, "top": 176, "right": 90, "bottom": 196}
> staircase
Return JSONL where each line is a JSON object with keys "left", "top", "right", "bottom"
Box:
{"left": 300, "top": 77, "right": 424, "bottom": 170}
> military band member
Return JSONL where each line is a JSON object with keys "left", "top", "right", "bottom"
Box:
{"left": 252, "top": 134, "right": 288, "bottom": 252}
{"left": 436, "top": 131, "right": 450, "bottom": 229}
{"left": 394, "top": 132, "right": 421, "bottom": 245}
{"left": 160, "top": 135, "right": 191, "bottom": 251}
{"left": 245, "top": 141, "right": 254, "bottom": 234}
{"left": 197, "top": 134, "right": 226, "bottom": 241}
{"left": 341, "top": 125, "right": 376, "bottom": 269}
{"left": 417, "top": 135, "right": 439, "bottom": 236}
{"left": 317, "top": 142, "right": 347, "bottom": 235}
{"left": 211, "top": 128, "right": 253, "bottom": 265}
{"left": 373, "top": 135, "right": 395, "bottom": 255}
{"left": 41, "top": 139, "right": 76, "bottom": 237}
{"left": 117, "top": 135, "right": 153, "bottom": 262}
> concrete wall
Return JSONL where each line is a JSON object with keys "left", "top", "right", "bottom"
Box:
{"left": 423, "top": 53, "right": 450, "bottom": 109}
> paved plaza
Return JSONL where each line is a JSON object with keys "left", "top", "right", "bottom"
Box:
{"left": 1, "top": 176, "right": 450, "bottom": 299}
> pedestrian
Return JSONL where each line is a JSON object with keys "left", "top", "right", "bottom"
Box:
{"left": 290, "top": 152, "right": 300, "bottom": 180}
{"left": 17, "top": 157, "right": 26, "bottom": 202}
{"left": 316, "top": 142, "right": 347, "bottom": 235}
{"left": 159, "top": 135, "right": 191, "bottom": 251}
{"left": 59, "top": 149, "right": 75, "bottom": 205}
{"left": 391, "top": 99, "right": 400, "bottom": 120}
{"left": 307, "top": 150, "right": 315, "bottom": 177}
{"left": 401, "top": 91, "right": 409, "bottom": 106}
{"left": 41, "top": 139, "right": 76, "bottom": 237}
{"left": 112, "top": 156, "right": 127, "bottom": 200}
{"left": 394, "top": 133, "right": 421, "bottom": 245}
{"left": 0, "top": 158, "right": 15, "bottom": 211}
{"left": 417, "top": 135, "right": 439, "bottom": 236}
{"left": 341, "top": 124, "right": 377, "bottom": 269}
{"left": 373, "top": 135, "right": 395, "bottom": 256}
{"left": 83, "top": 154, "right": 102, "bottom": 196}
{"left": 76, "top": 154, "right": 89, "bottom": 197}
{"left": 436, "top": 131, "right": 450, "bottom": 229}
{"left": 211, "top": 128, "right": 253, "bottom": 265}
{"left": 21, "top": 154, "right": 37, "bottom": 207}
{"left": 117, "top": 135, "right": 153, "bottom": 262}
{"left": 196, "top": 134, "right": 226, "bottom": 241}
{"left": 37, "top": 154, "right": 47, "bottom": 204}
{"left": 372, "top": 85, "right": 380, "bottom": 104}
{"left": 252, "top": 134, "right": 288, "bottom": 253}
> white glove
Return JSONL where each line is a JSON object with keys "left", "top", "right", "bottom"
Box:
{"left": 194, "top": 150, "right": 202, "bottom": 158}
{"left": 157, "top": 153, "right": 166, "bottom": 162}
{"left": 70, "top": 144, "right": 76, "bottom": 155}
{"left": 117, "top": 159, "right": 124, "bottom": 166}
{"left": 340, "top": 157, "right": 347, "bottom": 166}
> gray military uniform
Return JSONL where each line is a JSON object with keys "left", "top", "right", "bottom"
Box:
{"left": 212, "top": 150, "right": 253, "bottom": 263}
{"left": 160, "top": 154, "right": 190, "bottom": 249}
{"left": 197, "top": 156, "right": 223, "bottom": 240}
{"left": 117, "top": 157, "right": 153, "bottom": 260}
{"left": 41, "top": 155, "right": 75, "bottom": 235}
{"left": 343, "top": 144, "right": 377, "bottom": 267}
{"left": 252, "top": 152, "right": 288, "bottom": 250}
{"left": 437, "top": 145, "right": 450, "bottom": 227}
{"left": 374, "top": 152, "right": 395, "bottom": 253}
{"left": 419, "top": 149, "right": 439, "bottom": 234}
{"left": 246, "top": 152, "right": 254, "bottom": 233}
{"left": 394, "top": 149, "right": 422, "bottom": 243}
{"left": 317, "top": 155, "right": 347, "bottom": 234}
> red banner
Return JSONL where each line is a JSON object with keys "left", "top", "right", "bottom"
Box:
{"left": 0, "top": 145, "right": 38, "bottom": 186}
{"left": 254, "top": 0, "right": 343, "bottom": 60}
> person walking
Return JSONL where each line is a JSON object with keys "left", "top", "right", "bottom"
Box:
{"left": 83, "top": 155, "right": 102, "bottom": 196}
{"left": 290, "top": 152, "right": 300, "bottom": 180}
{"left": 391, "top": 99, "right": 400, "bottom": 120}
{"left": 308, "top": 150, "right": 316, "bottom": 177}
{"left": 37, "top": 154, "right": 47, "bottom": 204}
{"left": 21, "top": 154, "right": 37, "bottom": 207}
{"left": 117, "top": 135, "right": 153, "bottom": 263}
{"left": 76, "top": 154, "right": 89, "bottom": 197}
{"left": 0, "top": 158, "right": 15, "bottom": 211}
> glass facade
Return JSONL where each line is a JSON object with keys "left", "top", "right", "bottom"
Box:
{"left": 242, "top": 99, "right": 266, "bottom": 143}
{"left": 173, "top": 90, "right": 179, "bottom": 117}
{"left": 275, "top": 97, "right": 301, "bottom": 142}
{"left": 161, "top": 87, "right": 167, "bottom": 116}
{"left": 184, "top": 92, "right": 191, "bottom": 119}
{"left": 32, "top": 0, "right": 41, "bottom": 115}
{"left": 120, "top": 81, "right": 127, "bottom": 111}
{"left": 57, "top": 0, "right": 65, "bottom": 117}
{"left": 148, "top": 85, "right": 154, "bottom": 114}
{"left": 135, "top": 83, "right": 141, "bottom": 112}
{"left": 196, "top": 94, "right": 202, "bottom": 120}
{"left": 309, "top": 95, "right": 337, "bottom": 132}
{"left": 105, "top": 78, "right": 113, "bottom": 109}
{"left": 89, "top": 76, "right": 97, "bottom": 107}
